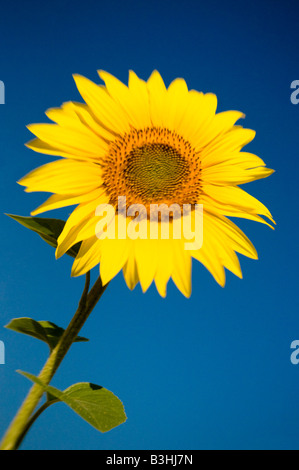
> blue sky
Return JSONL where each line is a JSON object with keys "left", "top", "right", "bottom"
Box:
{"left": 0, "top": 0, "right": 299, "bottom": 450}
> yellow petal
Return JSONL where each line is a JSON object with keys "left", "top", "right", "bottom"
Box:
{"left": 135, "top": 238, "right": 158, "bottom": 292}
{"left": 27, "top": 123, "right": 108, "bottom": 158}
{"left": 202, "top": 164, "right": 274, "bottom": 185}
{"left": 18, "top": 159, "right": 103, "bottom": 194}
{"left": 99, "top": 237, "right": 130, "bottom": 286}
{"left": 202, "top": 184, "right": 275, "bottom": 224}
{"left": 25, "top": 138, "right": 97, "bottom": 162}
{"left": 45, "top": 102, "right": 80, "bottom": 126}
{"left": 171, "top": 240, "right": 192, "bottom": 298}
{"left": 73, "top": 74, "right": 130, "bottom": 135}
{"left": 31, "top": 188, "right": 105, "bottom": 216}
{"left": 146, "top": 70, "right": 167, "bottom": 127}
{"left": 56, "top": 195, "right": 109, "bottom": 258}
{"left": 71, "top": 236, "right": 102, "bottom": 277}
{"left": 128, "top": 71, "right": 152, "bottom": 127}
{"left": 204, "top": 211, "right": 258, "bottom": 259}
{"left": 192, "top": 110, "right": 245, "bottom": 151}
{"left": 51, "top": 101, "right": 115, "bottom": 142}
{"left": 202, "top": 199, "right": 274, "bottom": 229}
{"left": 201, "top": 127, "right": 256, "bottom": 162}
{"left": 176, "top": 91, "right": 217, "bottom": 144}
{"left": 202, "top": 150, "right": 266, "bottom": 170}
{"left": 154, "top": 239, "right": 174, "bottom": 297}
{"left": 123, "top": 247, "right": 139, "bottom": 291}
{"left": 164, "top": 78, "right": 190, "bottom": 131}
{"left": 191, "top": 245, "right": 226, "bottom": 287}
{"left": 57, "top": 216, "right": 99, "bottom": 259}
{"left": 205, "top": 228, "right": 242, "bottom": 278}
{"left": 98, "top": 71, "right": 135, "bottom": 119}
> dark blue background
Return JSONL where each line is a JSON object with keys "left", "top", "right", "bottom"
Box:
{"left": 1, "top": 0, "right": 298, "bottom": 450}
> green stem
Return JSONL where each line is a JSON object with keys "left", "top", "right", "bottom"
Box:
{"left": 14, "top": 399, "right": 58, "bottom": 450}
{"left": 0, "top": 273, "right": 108, "bottom": 450}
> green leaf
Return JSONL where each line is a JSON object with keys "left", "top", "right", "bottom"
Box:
{"left": 5, "top": 214, "right": 81, "bottom": 258}
{"left": 5, "top": 317, "right": 88, "bottom": 351}
{"left": 19, "top": 371, "right": 127, "bottom": 433}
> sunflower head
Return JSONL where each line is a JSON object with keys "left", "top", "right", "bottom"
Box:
{"left": 18, "top": 70, "right": 275, "bottom": 297}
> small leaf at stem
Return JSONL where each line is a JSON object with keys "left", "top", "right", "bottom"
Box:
{"left": 18, "top": 371, "right": 127, "bottom": 433}
{"left": 5, "top": 317, "right": 88, "bottom": 351}
{"left": 5, "top": 214, "right": 81, "bottom": 258}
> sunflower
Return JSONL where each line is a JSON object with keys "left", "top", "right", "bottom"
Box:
{"left": 19, "top": 70, "right": 275, "bottom": 297}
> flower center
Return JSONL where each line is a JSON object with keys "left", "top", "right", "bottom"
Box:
{"left": 101, "top": 127, "right": 202, "bottom": 213}
{"left": 124, "top": 143, "right": 189, "bottom": 201}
